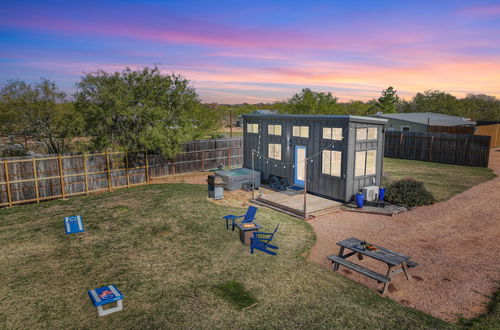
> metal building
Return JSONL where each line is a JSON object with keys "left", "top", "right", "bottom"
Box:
{"left": 242, "top": 112, "right": 388, "bottom": 202}
{"left": 370, "top": 112, "right": 475, "bottom": 132}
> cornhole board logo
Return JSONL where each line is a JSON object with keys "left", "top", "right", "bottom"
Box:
{"left": 98, "top": 290, "right": 115, "bottom": 300}
{"left": 64, "top": 215, "right": 84, "bottom": 234}
{"left": 88, "top": 285, "right": 124, "bottom": 307}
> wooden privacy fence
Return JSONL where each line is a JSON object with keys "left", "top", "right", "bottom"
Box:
{"left": 475, "top": 124, "right": 500, "bottom": 148}
{"left": 428, "top": 125, "right": 474, "bottom": 135}
{"left": 148, "top": 137, "right": 243, "bottom": 177}
{"left": 0, "top": 152, "right": 149, "bottom": 207}
{"left": 384, "top": 131, "right": 491, "bottom": 167}
{"left": 0, "top": 137, "right": 244, "bottom": 208}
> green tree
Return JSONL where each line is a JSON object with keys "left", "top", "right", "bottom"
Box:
{"left": 458, "top": 94, "right": 500, "bottom": 121}
{"left": 412, "top": 90, "right": 459, "bottom": 115}
{"left": 396, "top": 100, "right": 416, "bottom": 113}
{"left": 340, "top": 101, "right": 373, "bottom": 116}
{"left": 375, "top": 86, "right": 399, "bottom": 113}
{"left": 0, "top": 79, "right": 81, "bottom": 153}
{"left": 75, "top": 67, "right": 219, "bottom": 156}
{"left": 278, "top": 88, "right": 339, "bottom": 115}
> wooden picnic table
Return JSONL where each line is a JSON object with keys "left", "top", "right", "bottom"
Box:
{"left": 328, "top": 237, "right": 418, "bottom": 294}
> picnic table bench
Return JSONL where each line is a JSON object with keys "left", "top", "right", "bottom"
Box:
{"left": 328, "top": 237, "right": 418, "bottom": 294}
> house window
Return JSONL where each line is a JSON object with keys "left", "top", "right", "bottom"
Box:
{"left": 356, "top": 128, "right": 367, "bottom": 141}
{"left": 322, "top": 127, "right": 343, "bottom": 140}
{"left": 293, "top": 126, "right": 309, "bottom": 138}
{"left": 367, "top": 127, "right": 378, "bottom": 140}
{"left": 366, "top": 150, "right": 376, "bottom": 175}
{"left": 268, "top": 124, "right": 282, "bottom": 136}
{"left": 400, "top": 126, "right": 410, "bottom": 132}
{"left": 268, "top": 143, "right": 282, "bottom": 160}
{"left": 355, "top": 150, "right": 377, "bottom": 177}
{"left": 322, "top": 150, "right": 342, "bottom": 177}
{"left": 247, "top": 123, "right": 259, "bottom": 133}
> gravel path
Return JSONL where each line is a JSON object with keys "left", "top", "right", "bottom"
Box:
{"left": 308, "top": 148, "right": 500, "bottom": 321}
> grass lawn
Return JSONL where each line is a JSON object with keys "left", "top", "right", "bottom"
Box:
{"left": 383, "top": 158, "right": 496, "bottom": 201}
{"left": 0, "top": 184, "right": 452, "bottom": 329}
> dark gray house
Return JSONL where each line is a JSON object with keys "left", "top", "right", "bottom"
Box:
{"left": 242, "top": 112, "right": 387, "bottom": 202}
{"left": 370, "top": 112, "right": 475, "bottom": 132}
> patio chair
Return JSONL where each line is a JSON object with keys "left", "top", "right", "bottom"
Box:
{"left": 223, "top": 206, "right": 258, "bottom": 231}
{"left": 250, "top": 224, "right": 280, "bottom": 255}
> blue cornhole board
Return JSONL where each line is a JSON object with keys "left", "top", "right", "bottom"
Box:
{"left": 88, "top": 285, "right": 124, "bottom": 307}
{"left": 64, "top": 215, "right": 84, "bottom": 234}
{"left": 88, "top": 285, "right": 125, "bottom": 316}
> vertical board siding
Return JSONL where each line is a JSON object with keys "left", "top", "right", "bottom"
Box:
{"left": 428, "top": 125, "right": 474, "bottom": 134}
{"left": 0, "top": 137, "right": 244, "bottom": 208}
{"left": 475, "top": 124, "right": 500, "bottom": 148}
{"left": 384, "top": 131, "right": 491, "bottom": 167}
{"left": 351, "top": 123, "right": 383, "bottom": 196}
{"left": 243, "top": 115, "right": 386, "bottom": 202}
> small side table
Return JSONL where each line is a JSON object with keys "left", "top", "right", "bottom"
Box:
{"left": 234, "top": 222, "right": 261, "bottom": 245}
{"left": 88, "top": 285, "right": 124, "bottom": 316}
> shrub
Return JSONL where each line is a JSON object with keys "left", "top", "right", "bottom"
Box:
{"left": 385, "top": 178, "right": 435, "bottom": 207}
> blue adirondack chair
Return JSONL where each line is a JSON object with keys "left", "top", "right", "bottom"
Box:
{"left": 223, "top": 206, "right": 258, "bottom": 231}
{"left": 250, "top": 224, "right": 280, "bottom": 255}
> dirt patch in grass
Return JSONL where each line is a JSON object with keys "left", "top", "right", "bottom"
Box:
{"left": 309, "top": 148, "right": 500, "bottom": 321}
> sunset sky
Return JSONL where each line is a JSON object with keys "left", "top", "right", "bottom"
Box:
{"left": 0, "top": 0, "right": 499, "bottom": 103}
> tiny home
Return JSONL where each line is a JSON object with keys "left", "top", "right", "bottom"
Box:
{"left": 242, "top": 112, "right": 387, "bottom": 202}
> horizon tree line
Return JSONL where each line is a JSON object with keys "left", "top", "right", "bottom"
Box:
{"left": 1, "top": 66, "right": 499, "bottom": 156}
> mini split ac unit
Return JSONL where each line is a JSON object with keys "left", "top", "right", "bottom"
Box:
{"left": 362, "top": 185, "right": 379, "bottom": 202}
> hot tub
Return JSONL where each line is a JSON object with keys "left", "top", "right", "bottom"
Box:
{"left": 215, "top": 168, "right": 261, "bottom": 191}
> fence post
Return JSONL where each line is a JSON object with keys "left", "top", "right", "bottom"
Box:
{"left": 428, "top": 136, "right": 434, "bottom": 161}
{"left": 227, "top": 147, "right": 231, "bottom": 167}
{"left": 83, "top": 153, "right": 89, "bottom": 195}
{"left": 398, "top": 133, "right": 404, "bottom": 158}
{"left": 32, "top": 158, "right": 39, "bottom": 203}
{"left": 201, "top": 151, "right": 205, "bottom": 171}
{"left": 463, "top": 137, "right": 469, "bottom": 165}
{"left": 105, "top": 151, "right": 112, "bottom": 190}
{"left": 125, "top": 152, "right": 130, "bottom": 188}
{"left": 4, "top": 161, "right": 12, "bottom": 207}
{"left": 57, "top": 154, "right": 66, "bottom": 199}
{"left": 144, "top": 152, "right": 150, "bottom": 184}
{"left": 495, "top": 124, "right": 500, "bottom": 147}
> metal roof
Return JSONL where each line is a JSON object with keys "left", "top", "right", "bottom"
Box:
{"left": 243, "top": 112, "right": 388, "bottom": 125}
{"left": 252, "top": 109, "right": 278, "bottom": 115}
{"left": 370, "top": 112, "right": 476, "bottom": 127}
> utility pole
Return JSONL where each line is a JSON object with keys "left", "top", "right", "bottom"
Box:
{"left": 229, "top": 109, "right": 233, "bottom": 138}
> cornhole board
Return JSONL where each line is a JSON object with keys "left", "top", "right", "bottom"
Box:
{"left": 64, "top": 215, "right": 84, "bottom": 234}
{"left": 88, "top": 285, "right": 124, "bottom": 316}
